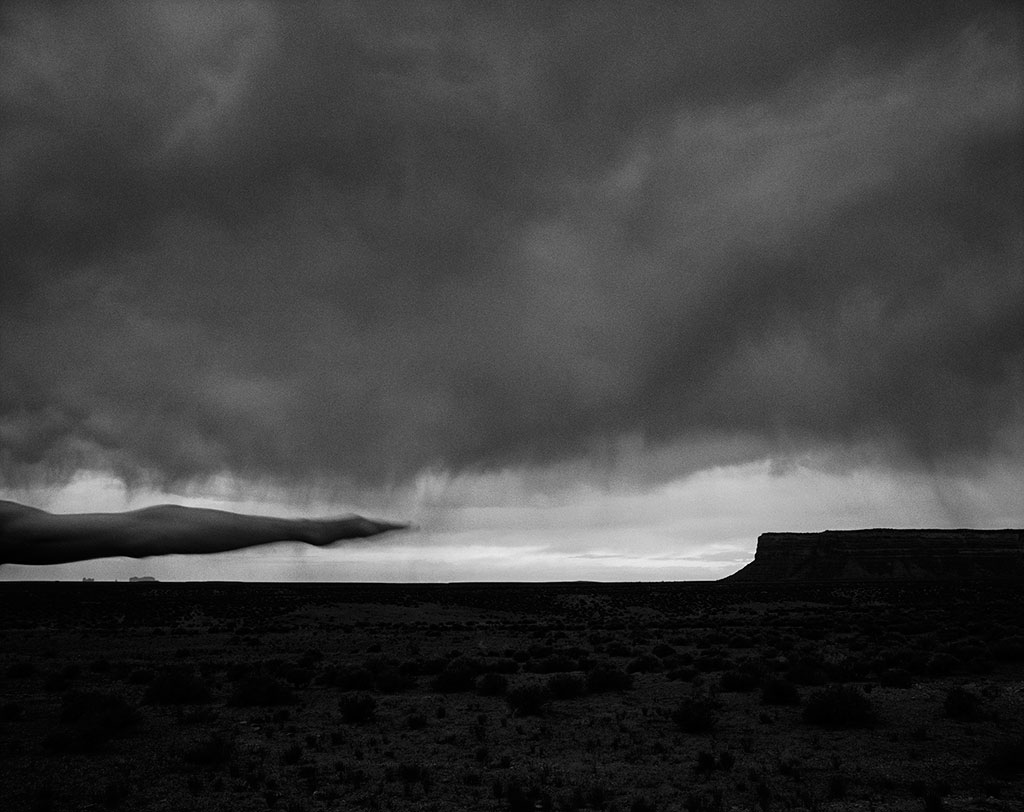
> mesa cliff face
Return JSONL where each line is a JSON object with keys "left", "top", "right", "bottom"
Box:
{"left": 726, "top": 529, "right": 1024, "bottom": 581}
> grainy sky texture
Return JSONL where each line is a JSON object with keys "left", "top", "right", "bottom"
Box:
{"left": 1, "top": 2, "right": 1022, "bottom": 580}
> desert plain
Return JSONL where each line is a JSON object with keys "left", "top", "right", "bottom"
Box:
{"left": 1, "top": 579, "right": 1022, "bottom": 812}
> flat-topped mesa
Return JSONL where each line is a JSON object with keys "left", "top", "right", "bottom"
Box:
{"left": 726, "top": 529, "right": 1024, "bottom": 581}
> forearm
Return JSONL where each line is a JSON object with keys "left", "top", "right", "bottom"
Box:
{"left": 0, "top": 506, "right": 314, "bottom": 565}
{"left": 0, "top": 503, "right": 404, "bottom": 565}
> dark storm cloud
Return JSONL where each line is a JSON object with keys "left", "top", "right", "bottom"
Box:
{"left": 1, "top": 1, "right": 1021, "bottom": 490}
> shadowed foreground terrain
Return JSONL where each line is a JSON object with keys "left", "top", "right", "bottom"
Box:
{"left": 1, "top": 581, "right": 1023, "bottom": 811}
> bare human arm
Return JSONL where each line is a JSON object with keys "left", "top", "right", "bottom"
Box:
{"left": 0, "top": 500, "right": 408, "bottom": 566}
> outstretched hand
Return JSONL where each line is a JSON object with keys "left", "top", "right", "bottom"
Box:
{"left": 309, "top": 516, "right": 411, "bottom": 546}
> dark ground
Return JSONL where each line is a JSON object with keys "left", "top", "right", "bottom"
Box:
{"left": 1, "top": 580, "right": 1023, "bottom": 811}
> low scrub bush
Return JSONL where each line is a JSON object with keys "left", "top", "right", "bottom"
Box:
{"left": 338, "top": 692, "right": 376, "bottom": 724}
{"left": 227, "top": 675, "right": 296, "bottom": 707}
{"left": 506, "top": 683, "right": 551, "bottom": 716}
{"left": 586, "top": 665, "right": 633, "bottom": 693}
{"left": 547, "top": 672, "right": 586, "bottom": 699}
{"left": 626, "top": 654, "right": 664, "bottom": 674}
{"left": 431, "top": 656, "right": 482, "bottom": 693}
{"left": 694, "top": 654, "right": 730, "bottom": 673}
{"left": 984, "top": 735, "right": 1024, "bottom": 778}
{"left": 6, "top": 661, "right": 36, "bottom": 678}
{"left": 672, "top": 691, "right": 720, "bottom": 734}
{"left": 720, "top": 670, "right": 758, "bottom": 692}
{"left": 990, "top": 635, "right": 1024, "bottom": 662}
{"left": 45, "top": 691, "right": 140, "bottom": 753}
{"left": 529, "top": 654, "right": 578, "bottom": 674}
{"left": 803, "top": 685, "right": 877, "bottom": 729}
{"left": 329, "top": 665, "right": 375, "bottom": 691}
{"left": 878, "top": 668, "right": 913, "bottom": 688}
{"left": 786, "top": 658, "right": 828, "bottom": 686}
{"left": 926, "top": 653, "right": 961, "bottom": 676}
{"left": 476, "top": 672, "right": 509, "bottom": 697}
{"left": 484, "top": 657, "right": 520, "bottom": 675}
{"left": 143, "top": 667, "right": 212, "bottom": 705}
{"left": 182, "top": 733, "right": 234, "bottom": 766}
{"left": 760, "top": 678, "right": 800, "bottom": 706}
{"left": 943, "top": 686, "right": 983, "bottom": 720}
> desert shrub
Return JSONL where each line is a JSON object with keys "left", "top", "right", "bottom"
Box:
{"left": 6, "top": 660, "right": 36, "bottom": 678}
{"left": 563, "top": 783, "right": 608, "bottom": 810}
{"left": 943, "top": 686, "right": 982, "bottom": 720}
{"left": 397, "top": 762, "right": 433, "bottom": 793}
{"left": 227, "top": 675, "right": 295, "bottom": 707}
{"left": 44, "top": 665, "right": 80, "bottom": 693}
{"left": 328, "top": 664, "right": 374, "bottom": 691}
{"left": 605, "top": 641, "right": 632, "bottom": 657}
{"left": 338, "top": 692, "right": 376, "bottom": 724}
{"left": 695, "top": 751, "right": 717, "bottom": 772}
{"left": 144, "top": 667, "right": 212, "bottom": 705}
{"left": 672, "top": 692, "right": 720, "bottom": 734}
{"left": 503, "top": 777, "right": 552, "bottom": 812}
{"left": 406, "top": 712, "right": 428, "bottom": 730}
{"left": 506, "top": 683, "right": 551, "bottom": 716}
{"left": 485, "top": 657, "right": 520, "bottom": 675}
{"left": 476, "top": 672, "right": 509, "bottom": 697}
{"left": 370, "top": 660, "right": 414, "bottom": 693}
{"left": 786, "top": 658, "right": 828, "bottom": 686}
{"left": 803, "top": 685, "right": 877, "bottom": 729}
{"left": 720, "top": 670, "right": 758, "bottom": 692}
{"left": 60, "top": 690, "right": 138, "bottom": 729}
{"left": 737, "top": 658, "right": 769, "bottom": 678}
{"left": 529, "top": 654, "right": 578, "bottom": 674}
{"left": 178, "top": 705, "right": 218, "bottom": 725}
{"left": 280, "top": 664, "right": 314, "bottom": 687}
{"left": 626, "top": 654, "right": 664, "bottom": 674}
{"left": 984, "top": 735, "right": 1024, "bottom": 777}
{"left": 408, "top": 656, "right": 448, "bottom": 676}
{"left": 760, "top": 678, "right": 801, "bottom": 706}
{"left": 1, "top": 701, "right": 25, "bottom": 721}
{"left": 878, "top": 668, "right": 913, "bottom": 688}
{"left": 694, "top": 654, "right": 730, "bottom": 673}
{"left": 225, "top": 661, "right": 254, "bottom": 681}
{"left": 182, "top": 733, "right": 234, "bottom": 766}
{"left": 547, "top": 672, "right": 586, "bottom": 699}
{"left": 926, "top": 653, "right": 961, "bottom": 676}
{"left": 431, "top": 656, "right": 482, "bottom": 693}
{"left": 586, "top": 665, "right": 633, "bottom": 693}
{"left": 827, "top": 774, "right": 848, "bottom": 799}
{"left": 280, "top": 741, "right": 303, "bottom": 764}
{"left": 128, "top": 668, "right": 154, "bottom": 685}
{"left": 45, "top": 691, "right": 140, "bottom": 753}
{"left": 990, "top": 635, "right": 1024, "bottom": 662}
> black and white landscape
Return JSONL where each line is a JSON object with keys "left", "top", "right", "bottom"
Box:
{"left": 1, "top": 2, "right": 1022, "bottom": 810}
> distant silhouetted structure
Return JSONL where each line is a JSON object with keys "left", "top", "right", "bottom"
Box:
{"left": 726, "top": 529, "right": 1024, "bottom": 581}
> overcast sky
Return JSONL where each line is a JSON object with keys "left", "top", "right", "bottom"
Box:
{"left": 1, "top": 1, "right": 1021, "bottom": 581}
